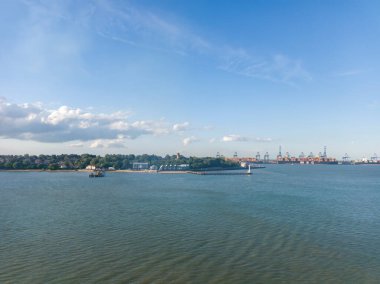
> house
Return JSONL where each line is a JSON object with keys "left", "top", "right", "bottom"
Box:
{"left": 132, "top": 162, "right": 149, "bottom": 170}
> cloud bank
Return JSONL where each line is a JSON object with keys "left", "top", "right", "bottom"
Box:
{"left": 0, "top": 98, "right": 182, "bottom": 145}
{"left": 222, "top": 134, "right": 248, "bottom": 142}
{"left": 221, "top": 134, "right": 273, "bottom": 143}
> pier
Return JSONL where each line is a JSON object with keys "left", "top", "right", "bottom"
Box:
{"left": 188, "top": 171, "right": 252, "bottom": 175}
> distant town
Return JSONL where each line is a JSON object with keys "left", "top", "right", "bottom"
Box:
{"left": 0, "top": 146, "right": 379, "bottom": 171}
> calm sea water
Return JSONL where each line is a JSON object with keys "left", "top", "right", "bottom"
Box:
{"left": 1, "top": 165, "right": 380, "bottom": 283}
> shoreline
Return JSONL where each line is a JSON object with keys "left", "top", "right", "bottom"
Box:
{"left": 2, "top": 163, "right": 375, "bottom": 174}
{"left": 0, "top": 169, "right": 189, "bottom": 174}
{"left": 0, "top": 169, "right": 84, "bottom": 172}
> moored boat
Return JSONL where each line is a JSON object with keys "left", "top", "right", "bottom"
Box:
{"left": 89, "top": 170, "right": 105, "bottom": 178}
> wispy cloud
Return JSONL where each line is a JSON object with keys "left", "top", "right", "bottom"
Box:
{"left": 92, "top": 0, "right": 211, "bottom": 55}
{"left": 18, "top": 0, "right": 310, "bottom": 85}
{"left": 4, "top": 0, "right": 88, "bottom": 78}
{"left": 98, "top": 2, "right": 310, "bottom": 84}
{"left": 255, "top": 137, "right": 273, "bottom": 142}
{"left": 219, "top": 52, "right": 311, "bottom": 84}
{"left": 333, "top": 69, "right": 366, "bottom": 77}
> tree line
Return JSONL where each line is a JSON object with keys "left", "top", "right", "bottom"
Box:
{"left": 0, "top": 154, "right": 239, "bottom": 170}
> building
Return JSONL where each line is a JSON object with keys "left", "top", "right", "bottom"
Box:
{"left": 132, "top": 162, "right": 149, "bottom": 170}
{"left": 158, "top": 164, "right": 189, "bottom": 171}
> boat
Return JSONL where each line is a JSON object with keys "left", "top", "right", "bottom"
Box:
{"left": 89, "top": 170, "right": 105, "bottom": 178}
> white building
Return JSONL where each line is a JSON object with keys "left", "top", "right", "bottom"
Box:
{"left": 132, "top": 162, "right": 149, "bottom": 170}
{"left": 86, "top": 165, "right": 96, "bottom": 170}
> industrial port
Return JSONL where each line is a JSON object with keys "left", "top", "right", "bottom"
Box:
{"left": 223, "top": 146, "right": 380, "bottom": 166}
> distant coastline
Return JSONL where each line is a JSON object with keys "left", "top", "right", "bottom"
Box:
{"left": 1, "top": 163, "right": 379, "bottom": 175}
{"left": 0, "top": 169, "right": 187, "bottom": 174}
{"left": 1, "top": 153, "right": 379, "bottom": 174}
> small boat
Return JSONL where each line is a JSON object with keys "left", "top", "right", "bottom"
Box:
{"left": 89, "top": 170, "right": 105, "bottom": 178}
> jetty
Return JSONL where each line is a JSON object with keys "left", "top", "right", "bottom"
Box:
{"left": 188, "top": 165, "right": 254, "bottom": 175}
{"left": 188, "top": 171, "right": 252, "bottom": 175}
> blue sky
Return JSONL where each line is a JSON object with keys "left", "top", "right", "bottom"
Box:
{"left": 0, "top": 0, "right": 379, "bottom": 159}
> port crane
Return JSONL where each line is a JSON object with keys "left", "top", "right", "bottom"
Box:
{"left": 255, "top": 152, "right": 261, "bottom": 161}
{"left": 371, "top": 153, "right": 378, "bottom": 162}
{"left": 277, "top": 146, "right": 282, "bottom": 159}
{"left": 342, "top": 153, "right": 350, "bottom": 163}
{"left": 264, "top": 152, "right": 270, "bottom": 163}
{"left": 323, "top": 146, "right": 327, "bottom": 158}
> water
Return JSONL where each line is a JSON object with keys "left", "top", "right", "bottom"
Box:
{"left": 1, "top": 165, "right": 380, "bottom": 283}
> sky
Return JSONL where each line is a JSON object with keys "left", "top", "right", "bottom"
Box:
{"left": 0, "top": 0, "right": 379, "bottom": 159}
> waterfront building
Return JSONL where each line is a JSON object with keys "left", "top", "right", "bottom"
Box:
{"left": 85, "top": 165, "right": 96, "bottom": 170}
{"left": 132, "top": 162, "right": 149, "bottom": 170}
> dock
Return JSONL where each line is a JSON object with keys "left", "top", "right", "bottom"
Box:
{"left": 188, "top": 165, "right": 262, "bottom": 175}
{"left": 188, "top": 171, "right": 252, "bottom": 176}
{"left": 189, "top": 172, "right": 251, "bottom": 175}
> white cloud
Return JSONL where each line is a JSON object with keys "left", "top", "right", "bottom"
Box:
{"left": 219, "top": 52, "right": 311, "bottom": 84}
{"left": 173, "top": 122, "right": 190, "bottom": 132}
{"left": 132, "top": 120, "right": 172, "bottom": 136}
{"left": 222, "top": 134, "right": 248, "bottom": 142}
{"left": 89, "top": 139, "right": 126, "bottom": 149}
{"left": 182, "top": 136, "right": 199, "bottom": 146}
{"left": 220, "top": 135, "right": 272, "bottom": 143}
{"left": 255, "top": 137, "right": 273, "bottom": 142}
{"left": 0, "top": 98, "right": 181, "bottom": 143}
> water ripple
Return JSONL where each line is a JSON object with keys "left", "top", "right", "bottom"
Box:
{"left": 1, "top": 166, "right": 380, "bottom": 283}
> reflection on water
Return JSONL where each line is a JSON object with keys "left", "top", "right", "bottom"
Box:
{"left": 1, "top": 165, "right": 380, "bottom": 283}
